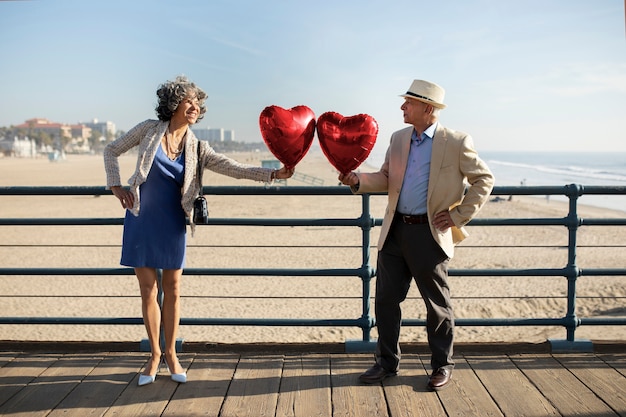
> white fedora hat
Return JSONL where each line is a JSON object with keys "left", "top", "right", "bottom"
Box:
{"left": 400, "top": 79, "right": 446, "bottom": 109}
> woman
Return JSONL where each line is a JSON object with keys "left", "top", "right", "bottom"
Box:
{"left": 103, "top": 75, "right": 293, "bottom": 386}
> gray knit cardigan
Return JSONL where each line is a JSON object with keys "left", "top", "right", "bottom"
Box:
{"left": 103, "top": 119, "right": 274, "bottom": 233}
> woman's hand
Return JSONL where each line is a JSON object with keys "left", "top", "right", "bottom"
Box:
{"left": 111, "top": 186, "right": 134, "bottom": 209}
{"left": 274, "top": 167, "right": 295, "bottom": 180}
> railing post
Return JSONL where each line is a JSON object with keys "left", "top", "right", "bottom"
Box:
{"left": 346, "top": 194, "right": 377, "bottom": 352}
{"left": 549, "top": 184, "right": 592, "bottom": 352}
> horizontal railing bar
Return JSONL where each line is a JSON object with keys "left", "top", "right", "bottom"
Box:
{"left": 3, "top": 295, "right": 625, "bottom": 301}
{"left": 2, "top": 184, "right": 623, "bottom": 196}
{"left": 0, "top": 186, "right": 111, "bottom": 196}
{"left": 0, "top": 185, "right": 358, "bottom": 196}
{"left": 180, "top": 318, "right": 365, "bottom": 326}
{"left": 0, "top": 268, "right": 134, "bottom": 275}
{"left": 489, "top": 185, "right": 626, "bottom": 196}
{"left": 0, "top": 267, "right": 370, "bottom": 277}
{"left": 1, "top": 267, "right": 624, "bottom": 277}
{"left": 0, "top": 317, "right": 365, "bottom": 326}
{"left": 468, "top": 218, "right": 568, "bottom": 226}
{"left": 0, "top": 244, "right": 366, "bottom": 248}
{"left": 580, "top": 219, "right": 626, "bottom": 226}
{"left": 4, "top": 244, "right": 626, "bottom": 249}
{"left": 0, "top": 317, "right": 145, "bottom": 325}
{"left": 1, "top": 317, "right": 597, "bottom": 327}
{"left": 0, "top": 218, "right": 367, "bottom": 227}
{"left": 580, "top": 318, "right": 626, "bottom": 325}
{"left": 450, "top": 268, "right": 570, "bottom": 276}
{"left": 0, "top": 219, "right": 125, "bottom": 226}
{"left": 580, "top": 268, "right": 626, "bottom": 276}
{"left": 5, "top": 184, "right": 622, "bottom": 196}
{"left": 4, "top": 217, "right": 625, "bottom": 227}
{"left": 569, "top": 186, "right": 626, "bottom": 195}
{"left": 405, "top": 318, "right": 569, "bottom": 326}
{"left": 0, "top": 295, "right": 365, "bottom": 300}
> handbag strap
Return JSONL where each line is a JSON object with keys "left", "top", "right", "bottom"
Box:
{"left": 197, "top": 142, "right": 204, "bottom": 196}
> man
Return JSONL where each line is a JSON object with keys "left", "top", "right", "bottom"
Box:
{"left": 339, "top": 79, "right": 494, "bottom": 390}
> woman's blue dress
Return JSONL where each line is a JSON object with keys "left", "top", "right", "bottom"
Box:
{"left": 121, "top": 145, "right": 187, "bottom": 269}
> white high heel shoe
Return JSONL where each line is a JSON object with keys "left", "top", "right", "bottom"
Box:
{"left": 170, "top": 371, "right": 187, "bottom": 384}
{"left": 138, "top": 373, "right": 156, "bottom": 386}
{"left": 166, "top": 357, "right": 187, "bottom": 384}
{"left": 138, "top": 356, "right": 162, "bottom": 386}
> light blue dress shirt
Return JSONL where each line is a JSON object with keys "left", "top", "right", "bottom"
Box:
{"left": 396, "top": 123, "right": 437, "bottom": 215}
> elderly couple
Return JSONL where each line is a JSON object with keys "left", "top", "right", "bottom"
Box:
{"left": 103, "top": 76, "right": 494, "bottom": 389}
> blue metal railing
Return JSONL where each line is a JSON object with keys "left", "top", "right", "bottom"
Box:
{"left": 0, "top": 184, "right": 625, "bottom": 352}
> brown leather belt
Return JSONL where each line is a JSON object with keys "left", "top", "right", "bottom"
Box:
{"left": 396, "top": 212, "right": 429, "bottom": 224}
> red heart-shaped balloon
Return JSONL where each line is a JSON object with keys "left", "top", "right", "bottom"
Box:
{"left": 316, "top": 112, "right": 378, "bottom": 174}
{"left": 259, "top": 105, "right": 316, "bottom": 170}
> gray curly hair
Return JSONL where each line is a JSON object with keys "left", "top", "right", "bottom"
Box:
{"left": 155, "top": 75, "right": 208, "bottom": 122}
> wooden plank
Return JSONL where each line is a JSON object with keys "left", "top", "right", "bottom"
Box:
{"left": 220, "top": 354, "right": 283, "bottom": 417}
{"left": 598, "top": 352, "right": 626, "bottom": 378}
{"left": 0, "top": 352, "right": 59, "bottom": 407}
{"left": 101, "top": 352, "right": 185, "bottom": 417}
{"left": 275, "top": 354, "right": 331, "bottom": 417}
{"left": 163, "top": 353, "right": 239, "bottom": 417}
{"left": 47, "top": 352, "right": 142, "bottom": 417}
{"left": 0, "top": 353, "right": 59, "bottom": 406}
{"left": 330, "top": 354, "right": 389, "bottom": 417}
{"left": 465, "top": 354, "right": 560, "bottom": 417}
{"left": 555, "top": 353, "right": 626, "bottom": 415}
{"left": 2, "top": 349, "right": 626, "bottom": 416}
{"left": 0, "top": 353, "right": 103, "bottom": 417}
{"left": 0, "top": 351, "right": 17, "bottom": 368}
{"left": 512, "top": 353, "right": 619, "bottom": 416}
{"left": 381, "top": 354, "right": 447, "bottom": 417}
{"left": 434, "top": 355, "right": 503, "bottom": 417}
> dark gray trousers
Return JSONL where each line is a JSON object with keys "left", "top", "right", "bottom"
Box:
{"left": 375, "top": 219, "right": 455, "bottom": 372}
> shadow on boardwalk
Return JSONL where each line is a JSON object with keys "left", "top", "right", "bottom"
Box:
{"left": 0, "top": 342, "right": 625, "bottom": 416}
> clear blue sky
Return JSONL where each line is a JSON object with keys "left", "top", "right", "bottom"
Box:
{"left": 1, "top": 0, "right": 624, "bottom": 154}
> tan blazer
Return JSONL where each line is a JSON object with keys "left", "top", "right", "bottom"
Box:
{"left": 355, "top": 124, "right": 494, "bottom": 258}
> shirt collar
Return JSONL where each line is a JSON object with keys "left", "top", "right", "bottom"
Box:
{"left": 412, "top": 122, "right": 438, "bottom": 143}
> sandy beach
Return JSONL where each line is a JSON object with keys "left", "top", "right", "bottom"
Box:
{"left": 1, "top": 148, "right": 625, "bottom": 345}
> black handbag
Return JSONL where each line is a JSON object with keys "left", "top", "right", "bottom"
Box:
{"left": 193, "top": 143, "right": 209, "bottom": 224}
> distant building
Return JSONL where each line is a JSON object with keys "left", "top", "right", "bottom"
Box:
{"left": 16, "top": 118, "right": 72, "bottom": 141}
{"left": 15, "top": 118, "right": 92, "bottom": 153}
{"left": 191, "top": 127, "right": 235, "bottom": 142}
{"left": 191, "top": 127, "right": 211, "bottom": 141}
{"left": 0, "top": 136, "right": 37, "bottom": 157}
{"left": 83, "top": 119, "right": 116, "bottom": 140}
{"left": 16, "top": 118, "right": 92, "bottom": 142}
{"left": 208, "top": 128, "right": 224, "bottom": 142}
{"left": 224, "top": 129, "right": 235, "bottom": 142}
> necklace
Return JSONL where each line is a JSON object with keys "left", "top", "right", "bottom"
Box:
{"left": 165, "top": 130, "right": 185, "bottom": 159}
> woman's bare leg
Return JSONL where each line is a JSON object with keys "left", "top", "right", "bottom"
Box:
{"left": 135, "top": 267, "right": 162, "bottom": 375}
{"left": 161, "top": 268, "right": 185, "bottom": 374}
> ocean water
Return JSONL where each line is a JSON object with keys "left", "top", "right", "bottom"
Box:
{"left": 366, "top": 150, "right": 626, "bottom": 213}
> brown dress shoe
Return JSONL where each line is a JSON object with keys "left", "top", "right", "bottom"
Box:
{"left": 359, "top": 363, "right": 397, "bottom": 384}
{"left": 428, "top": 368, "right": 451, "bottom": 391}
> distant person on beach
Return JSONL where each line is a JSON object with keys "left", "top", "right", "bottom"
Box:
{"left": 103, "top": 75, "right": 293, "bottom": 386}
{"left": 339, "top": 79, "right": 494, "bottom": 390}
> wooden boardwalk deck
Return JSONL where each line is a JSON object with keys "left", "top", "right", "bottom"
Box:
{"left": 1, "top": 343, "right": 625, "bottom": 417}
